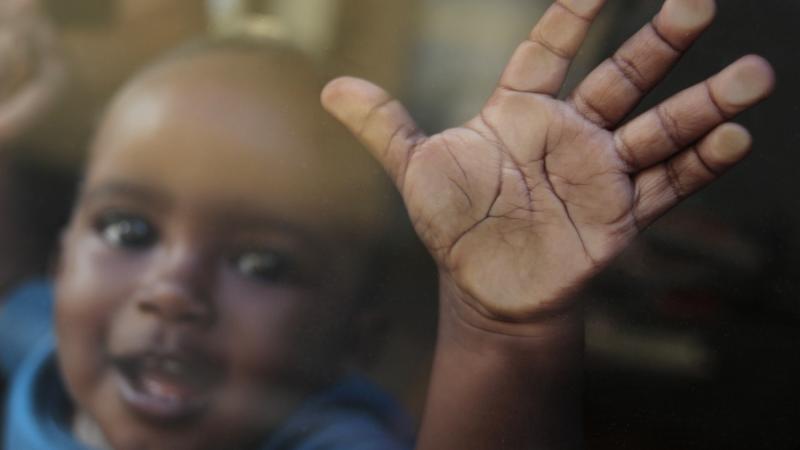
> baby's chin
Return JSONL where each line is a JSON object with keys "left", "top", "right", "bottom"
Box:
{"left": 76, "top": 373, "right": 310, "bottom": 450}
{"left": 73, "top": 382, "right": 232, "bottom": 450}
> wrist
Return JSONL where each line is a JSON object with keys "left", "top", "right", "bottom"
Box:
{"left": 420, "top": 272, "right": 584, "bottom": 450}
{"left": 438, "top": 271, "right": 585, "bottom": 339}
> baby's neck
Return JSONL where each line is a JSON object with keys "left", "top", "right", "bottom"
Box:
{"left": 73, "top": 410, "right": 113, "bottom": 450}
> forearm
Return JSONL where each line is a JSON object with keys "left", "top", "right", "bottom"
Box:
{"left": 415, "top": 274, "right": 584, "bottom": 450}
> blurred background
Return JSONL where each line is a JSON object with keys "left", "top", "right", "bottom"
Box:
{"left": 0, "top": 0, "right": 798, "bottom": 448}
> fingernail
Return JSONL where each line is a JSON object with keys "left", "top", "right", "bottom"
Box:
{"left": 719, "top": 55, "right": 775, "bottom": 106}
{"left": 710, "top": 123, "right": 751, "bottom": 161}
{"left": 718, "top": 123, "right": 751, "bottom": 151}
{"left": 661, "top": 0, "right": 716, "bottom": 30}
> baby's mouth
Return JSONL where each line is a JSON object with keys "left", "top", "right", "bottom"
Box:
{"left": 111, "top": 351, "right": 223, "bottom": 423}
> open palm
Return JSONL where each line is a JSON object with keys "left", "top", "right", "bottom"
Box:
{"left": 323, "top": 0, "right": 773, "bottom": 321}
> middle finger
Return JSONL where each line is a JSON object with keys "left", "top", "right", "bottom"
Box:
{"left": 568, "top": 0, "right": 717, "bottom": 128}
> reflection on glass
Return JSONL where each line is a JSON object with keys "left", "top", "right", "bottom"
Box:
{"left": 0, "top": 1, "right": 797, "bottom": 450}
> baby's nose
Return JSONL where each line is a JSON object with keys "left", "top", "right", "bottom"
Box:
{"left": 136, "top": 282, "right": 212, "bottom": 326}
{"left": 136, "top": 246, "right": 215, "bottom": 326}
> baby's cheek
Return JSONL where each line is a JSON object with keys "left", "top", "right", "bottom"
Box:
{"left": 54, "top": 234, "right": 135, "bottom": 388}
{"left": 56, "top": 233, "right": 147, "bottom": 319}
{"left": 54, "top": 285, "right": 112, "bottom": 422}
{"left": 221, "top": 293, "right": 345, "bottom": 381}
{"left": 221, "top": 303, "right": 303, "bottom": 373}
{"left": 55, "top": 276, "right": 112, "bottom": 346}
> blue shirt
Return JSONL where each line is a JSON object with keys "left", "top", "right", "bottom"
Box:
{"left": 1, "top": 281, "right": 415, "bottom": 450}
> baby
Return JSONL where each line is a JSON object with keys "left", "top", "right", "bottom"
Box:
{"left": 0, "top": 0, "right": 774, "bottom": 449}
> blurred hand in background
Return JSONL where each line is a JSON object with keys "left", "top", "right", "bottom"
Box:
{"left": 0, "top": 0, "right": 65, "bottom": 148}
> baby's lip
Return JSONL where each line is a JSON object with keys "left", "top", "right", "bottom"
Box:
{"left": 110, "top": 348, "right": 223, "bottom": 423}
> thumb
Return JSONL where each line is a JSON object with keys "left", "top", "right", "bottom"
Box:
{"left": 321, "top": 76, "right": 424, "bottom": 187}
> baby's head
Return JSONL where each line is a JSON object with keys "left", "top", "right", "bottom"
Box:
{"left": 54, "top": 39, "right": 393, "bottom": 450}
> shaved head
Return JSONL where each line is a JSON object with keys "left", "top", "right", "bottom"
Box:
{"left": 88, "top": 38, "right": 394, "bottom": 243}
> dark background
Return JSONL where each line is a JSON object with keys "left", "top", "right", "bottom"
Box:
{"left": 2, "top": 1, "right": 799, "bottom": 449}
{"left": 583, "top": 1, "right": 800, "bottom": 448}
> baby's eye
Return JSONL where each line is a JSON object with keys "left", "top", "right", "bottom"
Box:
{"left": 95, "top": 212, "right": 157, "bottom": 249}
{"left": 232, "top": 250, "right": 293, "bottom": 283}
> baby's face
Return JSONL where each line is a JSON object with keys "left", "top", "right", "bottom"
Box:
{"left": 55, "top": 51, "right": 381, "bottom": 450}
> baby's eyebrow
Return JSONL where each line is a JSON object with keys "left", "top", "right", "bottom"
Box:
{"left": 78, "top": 180, "right": 170, "bottom": 208}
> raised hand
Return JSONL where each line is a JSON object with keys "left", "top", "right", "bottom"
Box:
{"left": 0, "top": 0, "right": 65, "bottom": 147}
{"left": 322, "top": 0, "right": 774, "bottom": 325}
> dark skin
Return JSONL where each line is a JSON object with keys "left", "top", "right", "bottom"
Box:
{"left": 322, "top": 0, "right": 774, "bottom": 448}
{"left": 56, "top": 51, "right": 390, "bottom": 450}
{"left": 3, "top": 0, "right": 775, "bottom": 449}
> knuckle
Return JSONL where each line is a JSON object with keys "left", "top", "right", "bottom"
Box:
{"left": 611, "top": 54, "right": 647, "bottom": 93}
{"left": 655, "top": 105, "right": 683, "bottom": 149}
{"left": 613, "top": 132, "right": 641, "bottom": 171}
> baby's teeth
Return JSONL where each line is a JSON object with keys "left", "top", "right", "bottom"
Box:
{"left": 143, "top": 377, "right": 182, "bottom": 401}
